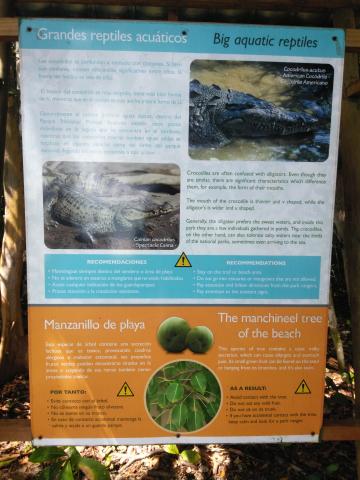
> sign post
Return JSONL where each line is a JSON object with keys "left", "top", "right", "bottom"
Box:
{"left": 20, "top": 19, "right": 344, "bottom": 444}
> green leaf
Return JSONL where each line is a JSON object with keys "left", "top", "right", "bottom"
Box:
{"left": 190, "top": 372, "right": 207, "bottom": 395}
{"left": 59, "top": 461, "right": 74, "bottom": 480}
{"left": 163, "top": 365, "right": 178, "bottom": 380}
{"left": 166, "top": 382, "right": 184, "bottom": 403}
{"left": 176, "top": 361, "right": 189, "bottom": 372}
{"left": 147, "top": 378, "right": 158, "bottom": 396}
{"left": 29, "top": 447, "right": 66, "bottom": 463}
{"left": 78, "top": 457, "right": 110, "bottom": 480}
{"left": 163, "top": 444, "right": 180, "bottom": 455}
{"left": 65, "top": 446, "right": 81, "bottom": 470}
{"left": 326, "top": 463, "right": 340, "bottom": 475}
{"left": 170, "top": 402, "right": 188, "bottom": 429}
{"left": 180, "top": 449, "right": 201, "bottom": 465}
{"left": 157, "top": 392, "right": 168, "bottom": 409}
{"left": 306, "top": 475, "right": 321, "bottom": 480}
{"left": 205, "top": 371, "right": 220, "bottom": 393}
{"left": 205, "top": 400, "right": 220, "bottom": 419}
{"left": 186, "top": 398, "right": 206, "bottom": 431}
{"left": 38, "top": 463, "right": 62, "bottom": 480}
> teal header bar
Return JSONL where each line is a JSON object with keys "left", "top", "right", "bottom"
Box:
{"left": 20, "top": 19, "right": 344, "bottom": 58}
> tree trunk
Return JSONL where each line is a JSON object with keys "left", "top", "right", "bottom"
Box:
{"left": 0, "top": 0, "right": 11, "bottom": 243}
{"left": 328, "top": 290, "right": 346, "bottom": 374}
{"left": 0, "top": 95, "right": 27, "bottom": 383}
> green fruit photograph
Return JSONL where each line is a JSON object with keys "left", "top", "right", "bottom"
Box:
{"left": 146, "top": 361, "right": 221, "bottom": 433}
{"left": 186, "top": 326, "right": 214, "bottom": 354}
{"left": 157, "top": 316, "right": 191, "bottom": 353}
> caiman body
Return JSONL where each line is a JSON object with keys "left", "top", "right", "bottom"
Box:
{"left": 49, "top": 187, "right": 172, "bottom": 245}
{"left": 189, "top": 79, "right": 319, "bottom": 148}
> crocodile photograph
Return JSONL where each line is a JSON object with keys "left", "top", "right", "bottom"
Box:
{"left": 43, "top": 162, "right": 180, "bottom": 250}
{"left": 189, "top": 60, "right": 333, "bottom": 162}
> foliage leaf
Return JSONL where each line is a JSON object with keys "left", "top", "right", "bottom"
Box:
{"left": 78, "top": 457, "right": 110, "bottom": 480}
{"left": 180, "top": 449, "right": 201, "bottom": 465}
{"left": 163, "top": 444, "right": 180, "bottom": 455}
{"left": 171, "top": 402, "right": 188, "bottom": 429}
{"left": 147, "top": 378, "right": 158, "bottom": 396}
{"left": 326, "top": 463, "right": 340, "bottom": 475}
{"left": 205, "top": 400, "right": 220, "bottom": 419}
{"left": 306, "top": 475, "right": 321, "bottom": 480}
{"left": 156, "top": 392, "right": 168, "bottom": 409}
{"left": 166, "top": 382, "right": 184, "bottom": 403}
{"left": 186, "top": 398, "right": 206, "bottom": 431}
{"left": 205, "top": 371, "right": 220, "bottom": 392}
{"left": 58, "top": 460, "right": 74, "bottom": 480}
{"left": 163, "top": 365, "right": 178, "bottom": 379}
{"left": 38, "top": 463, "right": 62, "bottom": 480}
{"left": 190, "top": 372, "right": 207, "bottom": 395}
{"left": 29, "top": 447, "right": 66, "bottom": 463}
{"left": 65, "top": 446, "right": 82, "bottom": 470}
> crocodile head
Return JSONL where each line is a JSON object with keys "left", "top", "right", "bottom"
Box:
{"left": 189, "top": 79, "right": 319, "bottom": 148}
{"left": 114, "top": 202, "right": 173, "bottom": 230}
{"left": 218, "top": 89, "right": 319, "bottom": 138}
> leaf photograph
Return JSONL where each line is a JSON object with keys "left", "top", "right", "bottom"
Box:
{"left": 146, "top": 361, "right": 221, "bottom": 433}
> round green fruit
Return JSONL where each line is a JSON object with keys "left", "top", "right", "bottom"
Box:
{"left": 157, "top": 316, "right": 191, "bottom": 353}
{"left": 186, "top": 326, "right": 214, "bottom": 354}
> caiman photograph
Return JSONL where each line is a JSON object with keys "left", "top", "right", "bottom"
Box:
{"left": 43, "top": 161, "right": 180, "bottom": 250}
{"left": 189, "top": 60, "right": 334, "bottom": 162}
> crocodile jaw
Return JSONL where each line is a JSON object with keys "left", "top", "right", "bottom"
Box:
{"left": 220, "top": 108, "right": 318, "bottom": 138}
{"left": 217, "top": 90, "right": 319, "bottom": 138}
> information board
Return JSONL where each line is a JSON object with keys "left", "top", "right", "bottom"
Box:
{"left": 19, "top": 19, "right": 344, "bottom": 444}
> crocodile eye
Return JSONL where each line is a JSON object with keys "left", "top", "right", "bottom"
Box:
{"left": 207, "top": 94, "right": 221, "bottom": 106}
{"left": 190, "top": 90, "right": 201, "bottom": 99}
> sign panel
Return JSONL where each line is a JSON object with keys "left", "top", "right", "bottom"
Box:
{"left": 30, "top": 305, "right": 327, "bottom": 444}
{"left": 19, "top": 19, "right": 344, "bottom": 444}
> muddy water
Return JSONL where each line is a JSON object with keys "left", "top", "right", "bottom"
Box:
{"left": 189, "top": 60, "right": 331, "bottom": 162}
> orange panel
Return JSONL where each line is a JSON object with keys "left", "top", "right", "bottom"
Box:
{"left": 29, "top": 305, "right": 328, "bottom": 441}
